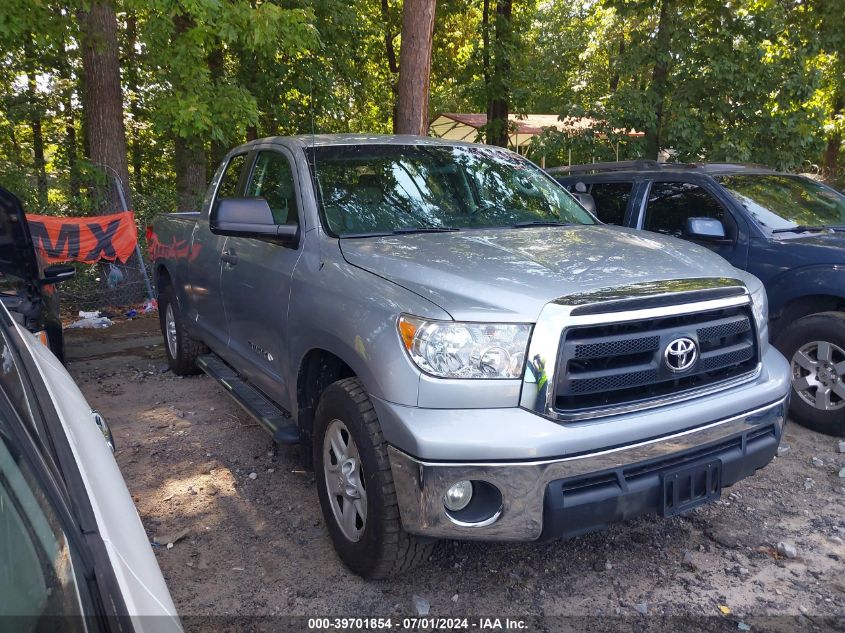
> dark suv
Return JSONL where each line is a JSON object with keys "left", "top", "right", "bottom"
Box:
{"left": 0, "top": 186, "right": 75, "bottom": 362}
{"left": 551, "top": 161, "right": 845, "bottom": 436}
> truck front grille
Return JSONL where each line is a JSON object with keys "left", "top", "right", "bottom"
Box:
{"left": 554, "top": 305, "right": 758, "bottom": 415}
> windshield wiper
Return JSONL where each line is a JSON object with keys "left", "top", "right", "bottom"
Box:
{"left": 513, "top": 220, "right": 572, "bottom": 228}
{"left": 391, "top": 226, "right": 459, "bottom": 234}
{"left": 771, "top": 225, "right": 845, "bottom": 234}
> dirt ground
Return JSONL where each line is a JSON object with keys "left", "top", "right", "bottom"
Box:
{"left": 65, "top": 315, "right": 845, "bottom": 625}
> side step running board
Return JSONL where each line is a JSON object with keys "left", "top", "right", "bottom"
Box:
{"left": 197, "top": 354, "right": 299, "bottom": 444}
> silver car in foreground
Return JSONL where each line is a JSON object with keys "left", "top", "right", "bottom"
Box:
{"left": 152, "top": 135, "right": 791, "bottom": 578}
{"left": 0, "top": 302, "right": 180, "bottom": 632}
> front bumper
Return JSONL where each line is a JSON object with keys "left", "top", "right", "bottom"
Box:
{"left": 388, "top": 396, "right": 788, "bottom": 541}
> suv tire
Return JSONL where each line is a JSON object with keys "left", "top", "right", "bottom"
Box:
{"left": 158, "top": 285, "right": 206, "bottom": 375}
{"left": 313, "top": 377, "right": 439, "bottom": 578}
{"left": 775, "top": 311, "right": 845, "bottom": 436}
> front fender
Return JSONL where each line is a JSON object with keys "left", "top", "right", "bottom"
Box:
{"left": 285, "top": 240, "right": 450, "bottom": 409}
{"left": 766, "top": 265, "right": 845, "bottom": 317}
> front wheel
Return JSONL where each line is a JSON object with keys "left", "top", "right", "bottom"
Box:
{"left": 313, "top": 377, "right": 439, "bottom": 578}
{"left": 775, "top": 312, "right": 845, "bottom": 436}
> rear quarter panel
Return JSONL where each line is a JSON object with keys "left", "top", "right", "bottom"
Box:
{"left": 149, "top": 213, "right": 200, "bottom": 307}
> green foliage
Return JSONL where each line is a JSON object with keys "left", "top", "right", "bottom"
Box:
{"left": 0, "top": 0, "right": 842, "bottom": 219}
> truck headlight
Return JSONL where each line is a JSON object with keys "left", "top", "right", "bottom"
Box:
{"left": 749, "top": 283, "right": 769, "bottom": 351}
{"left": 398, "top": 315, "right": 532, "bottom": 379}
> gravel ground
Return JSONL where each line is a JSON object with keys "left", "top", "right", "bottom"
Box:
{"left": 65, "top": 315, "right": 845, "bottom": 628}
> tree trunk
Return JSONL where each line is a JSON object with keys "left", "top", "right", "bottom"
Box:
{"left": 79, "top": 0, "right": 132, "bottom": 211}
{"left": 175, "top": 136, "right": 207, "bottom": 212}
{"left": 610, "top": 36, "right": 625, "bottom": 93}
{"left": 381, "top": 0, "right": 400, "bottom": 132}
{"left": 644, "top": 0, "right": 672, "bottom": 160}
{"left": 482, "top": 0, "right": 490, "bottom": 88}
{"left": 79, "top": 0, "right": 150, "bottom": 306}
{"left": 486, "top": 0, "right": 513, "bottom": 147}
{"left": 125, "top": 13, "right": 144, "bottom": 193}
{"left": 395, "top": 0, "right": 436, "bottom": 136}
{"left": 824, "top": 88, "right": 844, "bottom": 180}
{"left": 207, "top": 45, "right": 228, "bottom": 175}
{"left": 58, "top": 36, "right": 81, "bottom": 201}
{"left": 62, "top": 88, "right": 81, "bottom": 201}
{"left": 24, "top": 36, "right": 48, "bottom": 208}
{"left": 171, "top": 13, "right": 208, "bottom": 210}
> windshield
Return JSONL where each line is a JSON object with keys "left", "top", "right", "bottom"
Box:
{"left": 718, "top": 174, "right": 845, "bottom": 232}
{"left": 308, "top": 143, "right": 595, "bottom": 235}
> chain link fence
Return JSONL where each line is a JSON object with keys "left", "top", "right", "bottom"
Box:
{"left": 57, "top": 260, "right": 154, "bottom": 315}
{"left": 54, "top": 167, "right": 156, "bottom": 316}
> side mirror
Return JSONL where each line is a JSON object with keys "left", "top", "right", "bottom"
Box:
{"left": 211, "top": 198, "right": 298, "bottom": 240}
{"left": 684, "top": 217, "right": 727, "bottom": 242}
{"left": 41, "top": 264, "right": 76, "bottom": 285}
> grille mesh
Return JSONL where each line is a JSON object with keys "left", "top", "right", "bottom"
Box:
{"left": 570, "top": 369, "right": 660, "bottom": 394}
{"left": 574, "top": 336, "right": 660, "bottom": 359}
{"left": 700, "top": 347, "right": 754, "bottom": 371}
{"left": 555, "top": 304, "right": 758, "bottom": 414}
{"left": 697, "top": 317, "right": 750, "bottom": 342}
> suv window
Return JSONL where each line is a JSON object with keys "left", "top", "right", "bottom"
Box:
{"left": 246, "top": 152, "right": 299, "bottom": 225}
{"left": 216, "top": 154, "right": 247, "bottom": 200}
{"left": 644, "top": 182, "right": 731, "bottom": 238}
{"left": 586, "top": 182, "right": 632, "bottom": 225}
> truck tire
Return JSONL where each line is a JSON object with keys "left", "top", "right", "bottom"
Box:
{"left": 313, "top": 377, "right": 439, "bottom": 578}
{"left": 775, "top": 311, "right": 845, "bottom": 436}
{"left": 158, "top": 285, "right": 206, "bottom": 375}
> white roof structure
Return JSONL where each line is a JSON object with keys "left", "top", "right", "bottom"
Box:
{"left": 429, "top": 112, "right": 643, "bottom": 152}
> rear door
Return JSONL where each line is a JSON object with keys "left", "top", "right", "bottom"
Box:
{"left": 219, "top": 146, "right": 304, "bottom": 408}
{"left": 637, "top": 178, "right": 750, "bottom": 267}
{"left": 582, "top": 181, "right": 635, "bottom": 225}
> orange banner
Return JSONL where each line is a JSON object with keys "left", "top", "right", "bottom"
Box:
{"left": 27, "top": 211, "right": 138, "bottom": 264}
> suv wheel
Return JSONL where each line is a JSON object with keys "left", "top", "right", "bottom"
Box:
{"left": 313, "top": 377, "right": 439, "bottom": 578}
{"left": 775, "top": 312, "right": 845, "bottom": 436}
{"left": 158, "top": 285, "right": 206, "bottom": 375}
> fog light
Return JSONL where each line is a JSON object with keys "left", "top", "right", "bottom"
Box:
{"left": 444, "top": 480, "right": 473, "bottom": 512}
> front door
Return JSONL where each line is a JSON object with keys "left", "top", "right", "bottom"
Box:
{"left": 639, "top": 179, "right": 749, "bottom": 268}
{"left": 220, "top": 147, "right": 303, "bottom": 408}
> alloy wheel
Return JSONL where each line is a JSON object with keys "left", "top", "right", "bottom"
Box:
{"left": 323, "top": 419, "right": 367, "bottom": 542}
{"left": 165, "top": 303, "right": 178, "bottom": 359}
{"left": 791, "top": 340, "right": 845, "bottom": 411}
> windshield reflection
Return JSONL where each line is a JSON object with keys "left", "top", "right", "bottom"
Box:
{"left": 308, "top": 144, "right": 595, "bottom": 235}
{"left": 719, "top": 174, "right": 845, "bottom": 231}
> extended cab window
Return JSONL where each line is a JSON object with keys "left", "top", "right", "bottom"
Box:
{"left": 246, "top": 152, "right": 299, "bottom": 225}
{"left": 585, "top": 182, "right": 632, "bottom": 225}
{"left": 644, "top": 182, "right": 732, "bottom": 238}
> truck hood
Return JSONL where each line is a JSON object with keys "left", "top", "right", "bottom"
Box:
{"left": 339, "top": 225, "right": 743, "bottom": 321}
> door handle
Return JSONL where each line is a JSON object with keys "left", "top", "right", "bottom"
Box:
{"left": 221, "top": 250, "right": 238, "bottom": 266}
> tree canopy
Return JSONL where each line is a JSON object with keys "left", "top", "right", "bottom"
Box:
{"left": 0, "top": 0, "right": 842, "bottom": 223}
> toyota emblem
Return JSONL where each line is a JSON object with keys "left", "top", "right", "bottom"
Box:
{"left": 664, "top": 337, "right": 698, "bottom": 372}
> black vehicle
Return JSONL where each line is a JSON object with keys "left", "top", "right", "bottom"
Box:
{"left": 0, "top": 186, "right": 75, "bottom": 362}
{"left": 551, "top": 161, "right": 845, "bottom": 436}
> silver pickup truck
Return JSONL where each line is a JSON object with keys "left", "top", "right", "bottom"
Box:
{"left": 150, "top": 135, "right": 791, "bottom": 578}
